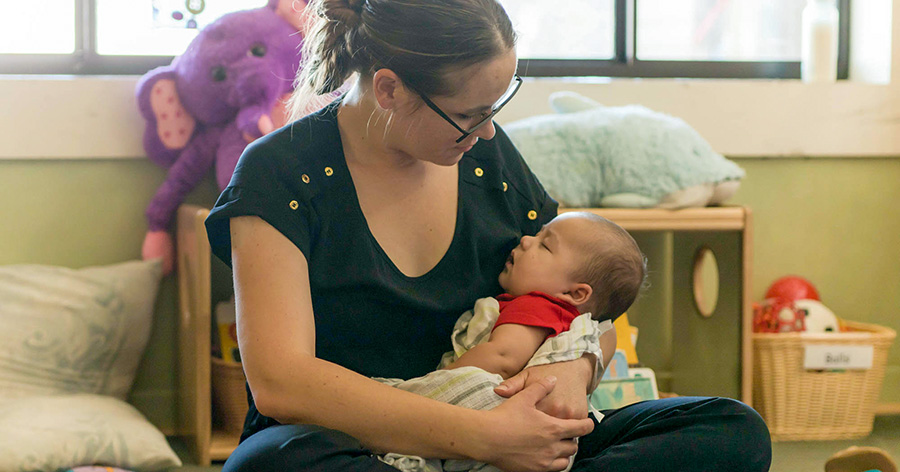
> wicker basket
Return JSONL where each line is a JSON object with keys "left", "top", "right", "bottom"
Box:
{"left": 753, "top": 320, "right": 895, "bottom": 441}
{"left": 211, "top": 357, "right": 249, "bottom": 433}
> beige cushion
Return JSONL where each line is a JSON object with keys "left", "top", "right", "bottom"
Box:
{"left": 0, "top": 260, "right": 162, "bottom": 399}
{"left": 0, "top": 394, "right": 181, "bottom": 471}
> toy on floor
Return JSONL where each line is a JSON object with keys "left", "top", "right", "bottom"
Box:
{"left": 753, "top": 275, "right": 840, "bottom": 333}
{"left": 825, "top": 446, "right": 898, "bottom": 472}
{"left": 136, "top": 0, "right": 329, "bottom": 275}
{"left": 503, "top": 91, "right": 745, "bottom": 209}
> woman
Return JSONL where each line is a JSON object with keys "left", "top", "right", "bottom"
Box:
{"left": 205, "top": 0, "right": 772, "bottom": 471}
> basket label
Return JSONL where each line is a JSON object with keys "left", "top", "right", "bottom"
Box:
{"left": 804, "top": 345, "right": 874, "bottom": 370}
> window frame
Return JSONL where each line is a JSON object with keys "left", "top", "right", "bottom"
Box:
{"left": 519, "top": 0, "right": 851, "bottom": 79}
{"left": 2, "top": 0, "right": 852, "bottom": 79}
{"left": 2, "top": 0, "right": 181, "bottom": 75}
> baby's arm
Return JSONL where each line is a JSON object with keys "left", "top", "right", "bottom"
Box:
{"left": 443, "top": 323, "right": 551, "bottom": 379}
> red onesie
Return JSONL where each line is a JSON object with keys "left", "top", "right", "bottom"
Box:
{"left": 493, "top": 291, "right": 580, "bottom": 339}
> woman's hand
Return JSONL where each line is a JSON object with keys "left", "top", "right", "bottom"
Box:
{"left": 479, "top": 376, "right": 594, "bottom": 472}
{"left": 494, "top": 356, "right": 594, "bottom": 420}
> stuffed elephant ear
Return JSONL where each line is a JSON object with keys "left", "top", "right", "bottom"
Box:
{"left": 549, "top": 91, "right": 603, "bottom": 114}
{"left": 269, "top": 0, "right": 310, "bottom": 33}
{"left": 136, "top": 66, "right": 197, "bottom": 169}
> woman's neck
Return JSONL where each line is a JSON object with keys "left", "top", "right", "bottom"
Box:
{"left": 337, "top": 85, "right": 421, "bottom": 171}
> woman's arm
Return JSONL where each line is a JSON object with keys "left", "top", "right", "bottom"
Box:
{"left": 230, "top": 215, "right": 593, "bottom": 471}
{"left": 443, "top": 323, "right": 551, "bottom": 379}
{"left": 495, "top": 326, "right": 618, "bottom": 420}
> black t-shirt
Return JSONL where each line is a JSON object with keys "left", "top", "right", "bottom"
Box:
{"left": 205, "top": 100, "right": 557, "bottom": 439}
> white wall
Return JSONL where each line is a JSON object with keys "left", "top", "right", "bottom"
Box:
{"left": 2, "top": 1, "right": 899, "bottom": 160}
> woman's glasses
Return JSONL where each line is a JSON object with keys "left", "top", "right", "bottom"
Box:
{"left": 414, "top": 75, "right": 523, "bottom": 143}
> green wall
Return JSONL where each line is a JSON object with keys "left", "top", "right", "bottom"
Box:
{"left": 622, "top": 157, "right": 900, "bottom": 405}
{"left": 733, "top": 157, "right": 900, "bottom": 405}
{"left": 0, "top": 158, "right": 221, "bottom": 434}
{"left": 1, "top": 155, "right": 898, "bottom": 434}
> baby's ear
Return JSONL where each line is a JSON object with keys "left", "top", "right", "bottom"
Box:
{"left": 560, "top": 283, "right": 592, "bottom": 307}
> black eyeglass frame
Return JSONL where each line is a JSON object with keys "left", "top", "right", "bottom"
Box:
{"left": 413, "top": 75, "right": 523, "bottom": 143}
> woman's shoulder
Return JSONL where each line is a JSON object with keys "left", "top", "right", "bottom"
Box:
{"left": 230, "top": 102, "right": 345, "bottom": 198}
{"left": 466, "top": 124, "right": 555, "bottom": 205}
{"left": 239, "top": 103, "right": 341, "bottom": 173}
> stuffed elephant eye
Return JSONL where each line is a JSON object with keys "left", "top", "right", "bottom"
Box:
{"left": 210, "top": 66, "right": 227, "bottom": 82}
{"left": 250, "top": 44, "right": 267, "bottom": 58}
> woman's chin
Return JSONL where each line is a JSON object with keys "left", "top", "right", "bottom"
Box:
{"left": 431, "top": 150, "right": 466, "bottom": 166}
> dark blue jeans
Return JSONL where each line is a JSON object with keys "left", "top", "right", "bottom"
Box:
{"left": 223, "top": 396, "right": 772, "bottom": 472}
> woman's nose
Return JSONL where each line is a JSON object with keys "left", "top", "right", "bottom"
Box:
{"left": 472, "top": 120, "right": 496, "bottom": 141}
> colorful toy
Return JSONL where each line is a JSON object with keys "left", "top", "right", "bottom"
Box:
{"left": 613, "top": 313, "right": 639, "bottom": 365}
{"left": 754, "top": 276, "right": 840, "bottom": 333}
{"left": 601, "top": 349, "right": 630, "bottom": 381}
{"left": 503, "top": 91, "right": 745, "bottom": 209}
{"left": 753, "top": 298, "right": 806, "bottom": 333}
{"left": 136, "top": 0, "right": 320, "bottom": 274}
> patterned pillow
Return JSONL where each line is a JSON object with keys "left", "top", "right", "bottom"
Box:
{"left": 0, "top": 260, "right": 162, "bottom": 399}
{"left": 0, "top": 394, "right": 181, "bottom": 471}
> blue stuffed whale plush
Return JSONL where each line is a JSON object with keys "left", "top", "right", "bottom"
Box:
{"left": 504, "top": 92, "right": 745, "bottom": 209}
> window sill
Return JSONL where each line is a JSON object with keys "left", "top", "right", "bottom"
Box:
{"left": 2, "top": 75, "right": 900, "bottom": 159}
{"left": 500, "top": 77, "right": 900, "bottom": 158}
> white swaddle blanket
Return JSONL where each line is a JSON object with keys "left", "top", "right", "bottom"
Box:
{"left": 373, "top": 297, "right": 612, "bottom": 472}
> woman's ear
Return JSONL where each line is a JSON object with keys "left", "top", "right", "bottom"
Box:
{"left": 371, "top": 69, "right": 408, "bottom": 111}
{"left": 559, "top": 283, "right": 593, "bottom": 307}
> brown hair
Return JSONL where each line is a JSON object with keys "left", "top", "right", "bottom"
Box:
{"left": 290, "top": 0, "right": 516, "bottom": 118}
{"left": 569, "top": 213, "right": 647, "bottom": 322}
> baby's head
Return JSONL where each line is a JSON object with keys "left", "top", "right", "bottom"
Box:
{"left": 498, "top": 212, "right": 646, "bottom": 321}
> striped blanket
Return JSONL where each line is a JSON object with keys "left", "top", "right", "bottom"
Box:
{"left": 374, "top": 297, "right": 612, "bottom": 472}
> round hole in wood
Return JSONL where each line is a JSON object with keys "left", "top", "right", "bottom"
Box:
{"left": 692, "top": 246, "right": 720, "bottom": 318}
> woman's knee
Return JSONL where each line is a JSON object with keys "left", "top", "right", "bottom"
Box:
{"left": 709, "top": 397, "right": 770, "bottom": 437}
{"left": 708, "top": 398, "right": 772, "bottom": 470}
{"left": 574, "top": 397, "right": 772, "bottom": 471}
{"left": 223, "top": 424, "right": 390, "bottom": 472}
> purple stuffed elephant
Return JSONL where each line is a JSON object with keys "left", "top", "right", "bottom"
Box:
{"left": 136, "top": 0, "right": 315, "bottom": 274}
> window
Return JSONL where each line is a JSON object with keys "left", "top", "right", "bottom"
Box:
{"left": 2, "top": 0, "right": 850, "bottom": 79}
{"left": 0, "top": 0, "right": 266, "bottom": 75}
{"left": 506, "top": 0, "right": 851, "bottom": 79}
{"left": 0, "top": 2, "right": 76, "bottom": 55}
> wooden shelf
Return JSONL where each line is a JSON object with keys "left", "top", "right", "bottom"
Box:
{"left": 210, "top": 429, "right": 240, "bottom": 462}
{"left": 560, "top": 207, "right": 747, "bottom": 231}
{"left": 564, "top": 206, "right": 755, "bottom": 405}
{"left": 875, "top": 403, "right": 900, "bottom": 415}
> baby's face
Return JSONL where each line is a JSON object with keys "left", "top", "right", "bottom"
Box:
{"left": 498, "top": 214, "right": 593, "bottom": 297}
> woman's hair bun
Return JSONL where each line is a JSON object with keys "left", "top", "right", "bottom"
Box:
{"left": 321, "top": 0, "right": 366, "bottom": 28}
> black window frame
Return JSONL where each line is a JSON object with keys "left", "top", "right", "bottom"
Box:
{"left": 2, "top": 0, "right": 851, "bottom": 79}
{"left": 519, "top": 0, "right": 851, "bottom": 79}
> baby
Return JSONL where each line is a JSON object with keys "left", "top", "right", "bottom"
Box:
{"left": 442, "top": 211, "right": 646, "bottom": 379}
{"left": 378, "top": 212, "right": 646, "bottom": 472}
